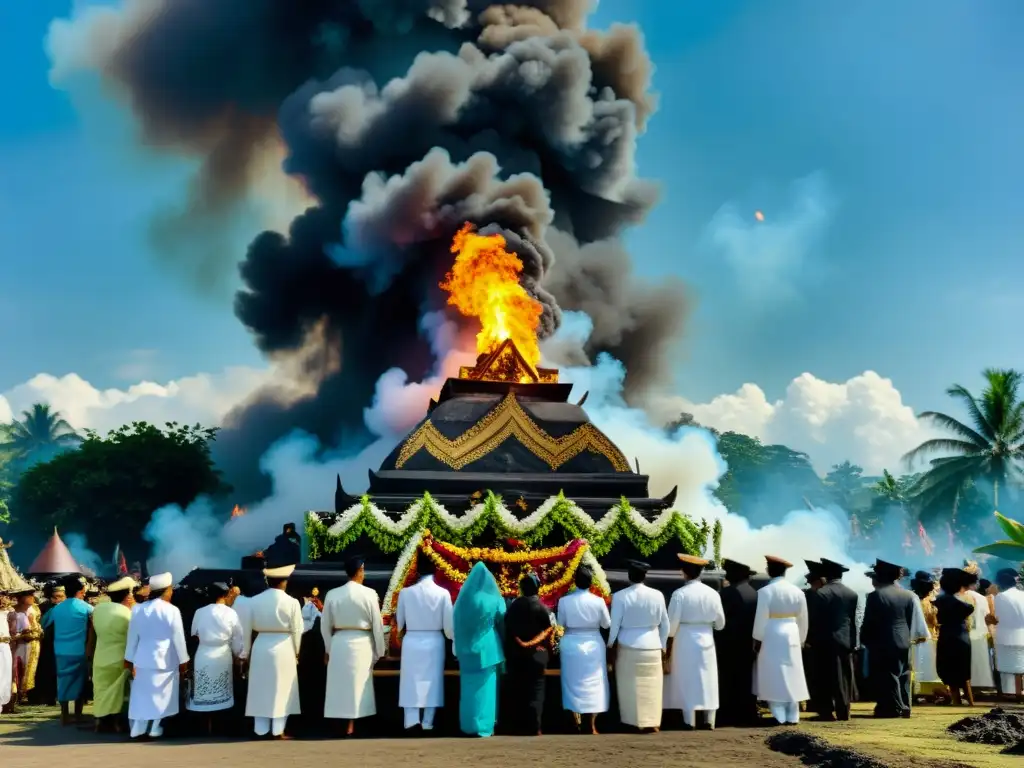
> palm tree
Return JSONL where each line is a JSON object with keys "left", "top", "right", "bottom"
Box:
{"left": 973, "top": 512, "right": 1024, "bottom": 562}
{"left": 4, "top": 403, "right": 81, "bottom": 466}
{"left": 902, "top": 368, "right": 1024, "bottom": 512}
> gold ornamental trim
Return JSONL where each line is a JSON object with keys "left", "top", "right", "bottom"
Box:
{"left": 394, "top": 393, "right": 631, "bottom": 472}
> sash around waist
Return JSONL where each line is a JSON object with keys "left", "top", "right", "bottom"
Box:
{"left": 333, "top": 626, "right": 372, "bottom": 633}
{"left": 564, "top": 627, "right": 602, "bottom": 635}
{"left": 769, "top": 613, "right": 798, "bottom": 620}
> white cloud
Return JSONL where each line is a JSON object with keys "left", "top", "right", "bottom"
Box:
{"left": 646, "top": 370, "right": 934, "bottom": 475}
{"left": 705, "top": 171, "right": 835, "bottom": 302}
{"left": 0, "top": 367, "right": 270, "bottom": 436}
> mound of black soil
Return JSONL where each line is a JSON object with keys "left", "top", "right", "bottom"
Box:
{"left": 1002, "top": 738, "right": 1024, "bottom": 755}
{"left": 766, "top": 731, "right": 889, "bottom": 768}
{"left": 947, "top": 707, "right": 1024, "bottom": 746}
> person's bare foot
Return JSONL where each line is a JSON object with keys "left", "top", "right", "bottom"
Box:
{"left": 274, "top": 733, "right": 294, "bottom": 741}
{"left": 345, "top": 720, "right": 355, "bottom": 737}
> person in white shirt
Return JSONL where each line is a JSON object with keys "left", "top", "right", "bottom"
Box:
{"left": 607, "top": 559, "right": 669, "bottom": 733}
{"left": 242, "top": 564, "right": 304, "bottom": 739}
{"left": 665, "top": 554, "right": 726, "bottom": 730}
{"left": 753, "top": 555, "right": 810, "bottom": 725}
{"left": 301, "top": 589, "right": 323, "bottom": 633}
{"left": 991, "top": 568, "right": 1024, "bottom": 701}
{"left": 321, "top": 555, "right": 386, "bottom": 735}
{"left": 395, "top": 551, "right": 454, "bottom": 732}
{"left": 124, "top": 572, "right": 190, "bottom": 739}
{"left": 187, "top": 582, "right": 244, "bottom": 732}
{"left": 557, "top": 566, "right": 611, "bottom": 734}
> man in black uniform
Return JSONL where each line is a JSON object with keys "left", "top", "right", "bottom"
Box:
{"left": 813, "top": 557, "right": 859, "bottom": 720}
{"left": 714, "top": 559, "right": 759, "bottom": 726}
{"left": 802, "top": 560, "right": 827, "bottom": 715}
{"left": 860, "top": 558, "right": 916, "bottom": 718}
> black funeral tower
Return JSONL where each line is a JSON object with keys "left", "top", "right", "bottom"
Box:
{"left": 330, "top": 339, "right": 678, "bottom": 565}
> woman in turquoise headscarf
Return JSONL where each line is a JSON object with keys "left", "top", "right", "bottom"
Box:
{"left": 453, "top": 562, "right": 506, "bottom": 737}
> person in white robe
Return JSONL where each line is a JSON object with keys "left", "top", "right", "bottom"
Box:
{"left": 242, "top": 565, "right": 304, "bottom": 739}
{"left": 753, "top": 555, "right": 809, "bottom": 725}
{"left": 607, "top": 559, "right": 669, "bottom": 733}
{"left": 665, "top": 554, "right": 726, "bottom": 729}
{"left": 124, "top": 572, "right": 190, "bottom": 739}
{"left": 962, "top": 564, "right": 995, "bottom": 689}
{"left": 188, "top": 582, "right": 244, "bottom": 726}
{"left": 321, "top": 555, "right": 386, "bottom": 735}
{"left": 991, "top": 568, "right": 1024, "bottom": 700}
{"left": 395, "top": 552, "right": 453, "bottom": 731}
{"left": 0, "top": 594, "right": 13, "bottom": 714}
{"left": 557, "top": 566, "right": 610, "bottom": 734}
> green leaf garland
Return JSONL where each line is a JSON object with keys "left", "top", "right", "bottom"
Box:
{"left": 305, "top": 490, "right": 709, "bottom": 560}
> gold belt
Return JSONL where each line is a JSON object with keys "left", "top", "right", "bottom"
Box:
{"left": 769, "top": 613, "right": 798, "bottom": 619}
{"left": 0, "top": 637, "right": 9, "bottom": 644}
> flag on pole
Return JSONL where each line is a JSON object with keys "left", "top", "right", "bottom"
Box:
{"left": 113, "top": 543, "right": 128, "bottom": 575}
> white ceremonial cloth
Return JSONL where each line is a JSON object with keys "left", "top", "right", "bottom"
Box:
{"left": 993, "top": 587, "right": 1024, "bottom": 675}
{"left": 321, "top": 580, "right": 385, "bottom": 719}
{"left": 965, "top": 590, "right": 995, "bottom": 687}
{"left": 242, "top": 589, "right": 303, "bottom": 719}
{"left": 301, "top": 600, "right": 321, "bottom": 633}
{"left": 752, "top": 577, "right": 809, "bottom": 703}
{"left": 396, "top": 575, "right": 453, "bottom": 709}
{"left": 557, "top": 588, "right": 611, "bottom": 714}
{"left": 125, "top": 598, "right": 190, "bottom": 721}
{"left": 664, "top": 579, "right": 726, "bottom": 712}
{"left": 0, "top": 610, "right": 12, "bottom": 708}
{"left": 188, "top": 603, "right": 243, "bottom": 712}
{"left": 607, "top": 583, "right": 669, "bottom": 650}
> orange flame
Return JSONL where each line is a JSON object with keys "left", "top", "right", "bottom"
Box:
{"left": 231, "top": 504, "right": 246, "bottom": 518}
{"left": 439, "top": 223, "right": 543, "bottom": 367}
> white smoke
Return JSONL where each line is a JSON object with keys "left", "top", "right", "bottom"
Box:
{"left": 64, "top": 532, "right": 104, "bottom": 578}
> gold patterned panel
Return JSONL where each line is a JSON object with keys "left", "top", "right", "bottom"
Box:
{"left": 395, "top": 392, "right": 631, "bottom": 472}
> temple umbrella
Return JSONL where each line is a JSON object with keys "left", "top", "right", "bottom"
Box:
{"left": 28, "top": 527, "right": 94, "bottom": 577}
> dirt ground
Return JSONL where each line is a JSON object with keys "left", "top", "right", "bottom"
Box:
{"left": 2, "top": 703, "right": 1021, "bottom": 768}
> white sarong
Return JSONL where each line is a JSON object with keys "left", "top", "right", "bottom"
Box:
{"left": 0, "top": 644, "right": 11, "bottom": 707}
{"left": 188, "top": 642, "right": 234, "bottom": 712}
{"left": 615, "top": 646, "right": 662, "bottom": 728}
{"left": 128, "top": 668, "right": 180, "bottom": 721}
{"left": 325, "top": 630, "right": 375, "bottom": 719}
{"left": 756, "top": 616, "right": 809, "bottom": 703}
{"left": 399, "top": 630, "right": 445, "bottom": 709}
{"left": 912, "top": 638, "right": 941, "bottom": 691}
{"left": 664, "top": 624, "right": 718, "bottom": 711}
{"left": 995, "top": 644, "right": 1024, "bottom": 675}
{"left": 560, "top": 629, "right": 609, "bottom": 714}
{"left": 245, "top": 633, "right": 300, "bottom": 719}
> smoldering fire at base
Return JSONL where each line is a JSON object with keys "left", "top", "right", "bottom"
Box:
{"left": 51, "top": 1, "right": 690, "bottom": 503}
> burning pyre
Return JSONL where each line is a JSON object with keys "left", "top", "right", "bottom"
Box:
{"left": 441, "top": 224, "right": 558, "bottom": 385}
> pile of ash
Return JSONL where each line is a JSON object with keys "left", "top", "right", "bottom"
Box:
{"left": 947, "top": 707, "right": 1024, "bottom": 746}
{"left": 766, "top": 731, "right": 890, "bottom": 768}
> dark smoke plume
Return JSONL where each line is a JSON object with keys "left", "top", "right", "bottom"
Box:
{"left": 51, "top": 0, "right": 687, "bottom": 501}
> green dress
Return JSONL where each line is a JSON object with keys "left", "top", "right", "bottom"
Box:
{"left": 91, "top": 602, "right": 132, "bottom": 717}
{"left": 453, "top": 563, "right": 506, "bottom": 737}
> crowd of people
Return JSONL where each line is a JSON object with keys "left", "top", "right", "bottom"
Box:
{"left": 1, "top": 549, "right": 1023, "bottom": 741}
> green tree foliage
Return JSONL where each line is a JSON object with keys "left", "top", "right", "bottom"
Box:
{"left": 824, "top": 461, "right": 866, "bottom": 510}
{"left": 903, "top": 368, "right": 1024, "bottom": 512}
{"left": 12, "top": 421, "right": 230, "bottom": 554}
{"left": 713, "top": 432, "right": 830, "bottom": 520}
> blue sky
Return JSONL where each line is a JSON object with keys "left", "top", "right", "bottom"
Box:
{"left": 1, "top": 0, "right": 1022, "bottom": 413}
